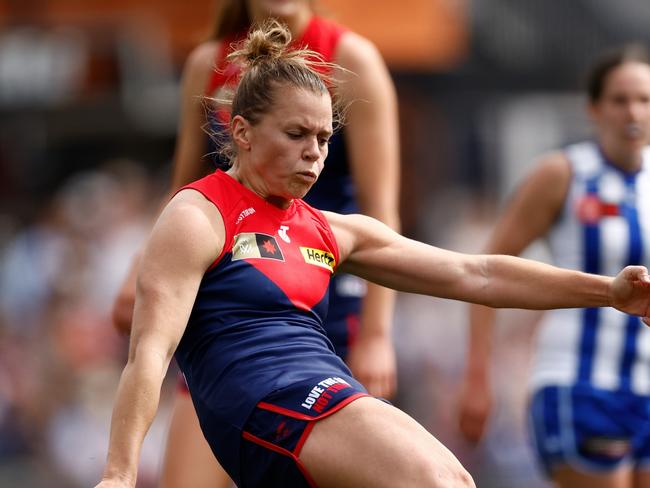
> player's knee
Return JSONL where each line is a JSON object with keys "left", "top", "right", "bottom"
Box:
{"left": 446, "top": 467, "right": 475, "bottom": 488}
{"left": 415, "top": 455, "right": 475, "bottom": 488}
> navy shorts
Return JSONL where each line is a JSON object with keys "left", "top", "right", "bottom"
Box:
{"left": 529, "top": 385, "right": 650, "bottom": 477}
{"left": 239, "top": 375, "right": 368, "bottom": 487}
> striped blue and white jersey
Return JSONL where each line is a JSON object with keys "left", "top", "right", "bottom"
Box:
{"left": 530, "top": 141, "right": 650, "bottom": 395}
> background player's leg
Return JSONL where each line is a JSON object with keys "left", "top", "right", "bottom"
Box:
{"left": 634, "top": 468, "right": 650, "bottom": 488}
{"left": 159, "top": 391, "right": 233, "bottom": 488}
{"left": 553, "top": 465, "right": 631, "bottom": 488}
{"left": 299, "top": 396, "right": 475, "bottom": 488}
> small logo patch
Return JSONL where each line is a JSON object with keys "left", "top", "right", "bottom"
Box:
{"left": 300, "top": 247, "right": 335, "bottom": 272}
{"left": 278, "top": 225, "right": 290, "bottom": 243}
{"left": 576, "top": 195, "right": 620, "bottom": 224}
{"left": 274, "top": 420, "right": 291, "bottom": 442}
{"left": 232, "top": 233, "right": 284, "bottom": 261}
{"left": 235, "top": 207, "right": 256, "bottom": 224}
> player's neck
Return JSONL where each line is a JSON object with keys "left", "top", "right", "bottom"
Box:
{"left": 600, "top": 140, "right": 644, "bottom": 173}
{"left": 227, "top": 166, "right": 293, "bottom": 210}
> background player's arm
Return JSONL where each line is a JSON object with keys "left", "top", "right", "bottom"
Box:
{"left": 335, "top": 32, "right": 401, "bottom": 397}
{"left": 98, "top": 191, "right": 224, "bottom": 487}
{"left": 111, "top": 42, "right": 218, "bottom": 335}
{"left": 169, "top": 41, "right": 220, "bottom": 189}
{"left": 458, "top": 152, "right": 571, "bottom": 443}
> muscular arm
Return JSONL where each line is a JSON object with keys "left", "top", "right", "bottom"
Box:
{"left": 326, "top": 210, "right": 649, "bottom": 316}
{"left": 99, "top": 191, "right": 224, "bottom": 486}
{"left": 335, "top": 32, "right": 401, "bottom": 396}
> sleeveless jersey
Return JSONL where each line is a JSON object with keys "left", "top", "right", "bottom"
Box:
{"left": 205, "top": 15, "right": 357, "bottom": 214}
{"left": 173, "top": 170, "right": 355, "bottom": 471}
{"left": 530, "top": 141, "right": 650, "bottom": 395}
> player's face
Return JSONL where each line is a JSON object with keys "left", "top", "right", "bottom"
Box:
{"left": 235, "top": 85, "right": 332, "bottom": 205}
{"left": 246, "top": 0, "right": 311, "bottom": 20}
{"left": 590, "top": 61, "right": 650, "bottom": 155}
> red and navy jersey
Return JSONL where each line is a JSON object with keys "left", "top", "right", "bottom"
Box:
{"left": 205, "top": 16, "right": 357, "bottom": 214}
{"left": 174, "top": 171, "right": 354, "bottom": 446}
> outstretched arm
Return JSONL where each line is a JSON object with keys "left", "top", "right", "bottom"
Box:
{"left": 97, "top": 191, "right": 224, "bottom": 487}
{"left": 335, "top": 32, "right": 401, "bottom": 398}
{"left": 327, "top": 211, "right": 650, "bottom": 317}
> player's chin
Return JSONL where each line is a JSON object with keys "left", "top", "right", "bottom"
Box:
{"left": 290, "top": 181, "right": 316, "bottom": 200}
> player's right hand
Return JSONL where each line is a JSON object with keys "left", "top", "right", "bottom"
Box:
{"left": 457, "top": 373, "right": 492, "bottom": 444}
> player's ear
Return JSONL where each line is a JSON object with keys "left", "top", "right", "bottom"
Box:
{"left": 587, "top": 100, "right": 601, "bottom": 125}
{"left": 231, "top": 115, "right": 252, "bottom": 151}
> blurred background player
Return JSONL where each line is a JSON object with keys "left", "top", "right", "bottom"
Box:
{"left": 110, "top": 0, "right": 401, "bottom": 486}
{"left": 458, "top": 45, "right": 650, "bottom": 488}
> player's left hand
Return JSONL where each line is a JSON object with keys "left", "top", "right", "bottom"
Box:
{"left": 347, "top": 332, "right": 397, "bottom": 399}
{"left": 610, "top": 265, "right": 650, "bottom": 325}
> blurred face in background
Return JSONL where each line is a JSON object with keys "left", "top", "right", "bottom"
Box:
{"left": 246, "top": 0, "right": 312, "bottom": 22}
{"left": 590, "top": 61, "right": 650, "bottom": 163}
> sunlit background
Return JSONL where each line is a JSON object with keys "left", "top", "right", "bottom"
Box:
{"left": 2, "top": 1, "right": 650, "bottom": 486}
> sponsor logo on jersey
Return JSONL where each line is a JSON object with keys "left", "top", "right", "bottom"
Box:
{"left": 232, "top": 233, "right": 284, "bottom": 261}
{"left": 301, "top": 377, "right": 351, "bottom": 412}
{"left": 235, "top": 207, "right": 256, "bottom": 224}
{"left": 300, "top": 247, "right": 335, "bottom": 272}
{"left": 576, "top": 195, "right": 620, "bottom": 224}
{"left": 278, "top": 225, "right": 290, "bottom": 243}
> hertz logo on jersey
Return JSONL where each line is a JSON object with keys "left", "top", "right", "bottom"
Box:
{"left": 300, "top": 247, "right": 335, "bottom": 273}
{"left": 232, "top": 233, "right": 285, "bottom": 261}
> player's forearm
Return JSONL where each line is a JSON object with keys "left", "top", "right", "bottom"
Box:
{"left": 357, "top": 189, "right": 400, "bottom": 337}
{"left": 102, "top": 351, "right": 167, "bottom": 485}
{"left": 481, "top": 254, "right": 611, "bottom": 310}
{"left": 464, "top": 305, "right": 496, "bottom": 380}
{"left": 359, "top": 283, "right": 395, "bottom": 337}
{"left": 347, "top": 237, "right": 611, "bottom": 311}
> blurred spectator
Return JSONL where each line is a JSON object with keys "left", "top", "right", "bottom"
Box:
{"left": 0, "top": 25, "right": 87, "bottom": 107}
{"left": 0, "top": 159, "right": 168, "bottom": 487}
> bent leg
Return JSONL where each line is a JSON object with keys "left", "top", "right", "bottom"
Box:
{"left": 634, "top": 468, "right": 650, "bottom": 488}
{"left": 299, "top": 396, "right": 474, "bottom": 488}
{"left": 159, "top": 391, "right": 234, "bottom": 488}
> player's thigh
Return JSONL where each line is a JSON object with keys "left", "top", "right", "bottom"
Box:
{"left": 299, "top": 396, "right": 475, "bottom": 488}
{"left": 553, "top": 464, "right": 632, "bottom": 488}
{"left": 634, "top": 469, "right": 650, "bottom": 488}
{"left": 159, "top": 390, "right": 233, "bottom": 488}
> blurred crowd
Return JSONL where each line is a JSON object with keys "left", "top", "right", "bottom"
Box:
{"left": 0, "top": 160, "right": 174, "bottom": 486}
